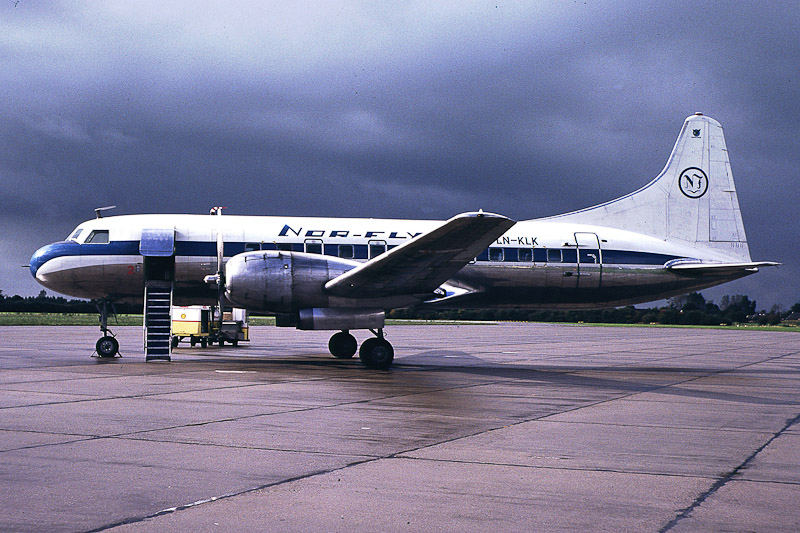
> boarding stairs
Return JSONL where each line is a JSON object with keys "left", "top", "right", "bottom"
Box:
{"left": 144, "top": 281, "right": 172, "bottom": 361}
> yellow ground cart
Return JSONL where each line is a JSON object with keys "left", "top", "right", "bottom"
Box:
{"left": 171, "top": 306, "right": 249, "bottom": 348}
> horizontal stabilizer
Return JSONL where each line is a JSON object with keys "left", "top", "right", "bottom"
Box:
{"left": 325, "top": 211, "right": 515, "bottom": 298}
{"left": 665, "top": 259, "right": 780, "bottom": 276}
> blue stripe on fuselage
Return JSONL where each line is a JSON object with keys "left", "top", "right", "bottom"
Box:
{"left": 30, "top": 239, "right": 686, "bottom": 281}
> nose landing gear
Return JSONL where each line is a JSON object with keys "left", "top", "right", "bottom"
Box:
{"left": 94, "top": 300, "right": 120, "bottom": 358}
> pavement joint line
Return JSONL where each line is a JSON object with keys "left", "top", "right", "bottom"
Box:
{"left": 659, "top": 410, "right": 800, "bottom": 532}
{"left": 516, "top": 418, "right": 776, "bottom": 433}
{"left": 0, "top": 433, "right": 101, "bottom": 453}
{"left": 0, "top": 426, "right": 384, "bottom": 459}
{"left": 0, "top": 372, "right": 373, "bottom": 410}
{"left": 391, "top": 454, "right": 723, "bottom": 480}
{"left": 731, "top": 478, "right": 800, "bottom": 487}
{"left": 85, "top": 457, "right": 379, "bottom": 533}
{"left": 112, "top": 434, "right": 384, "bottom": 457}
{"left": 0, "top": 382, "right": 304, "bottom": 410}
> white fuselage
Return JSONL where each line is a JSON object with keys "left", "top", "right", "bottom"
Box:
{"left": 30, "top": 213, "right": 752, "bottom": 311}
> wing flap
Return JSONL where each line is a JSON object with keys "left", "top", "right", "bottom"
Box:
{"left": 325, "top": 211, "right": 515, "bottom": 298}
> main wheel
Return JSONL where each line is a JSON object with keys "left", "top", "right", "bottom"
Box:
{"left": 358, "top": 338, "right": 394, "bottom": 369}
{"left": 171, "top": 336, "right": 180, "bottom": 349}
{"left": 96, "top": 336, "right": 119, "bottom": 358}
{"left": 329, "top": 331, "right": 357, "bottom": 359}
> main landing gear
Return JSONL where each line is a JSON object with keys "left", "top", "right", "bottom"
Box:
{"left": 328, "top": 331, "right": 357, "bottom": 359}
{"left": 95, "top": 300, "right": 120, "bottom": 358}
{"left": 328, "top": 329, "right": 394, "bottom": 369}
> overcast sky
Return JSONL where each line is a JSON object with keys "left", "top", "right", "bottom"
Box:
{"left": 2, "top": 1, "right": 798, "bottom": 309}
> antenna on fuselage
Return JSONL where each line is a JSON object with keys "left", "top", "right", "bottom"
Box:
{"left": 94, "top": 206, "right": 116, "bottom": 219}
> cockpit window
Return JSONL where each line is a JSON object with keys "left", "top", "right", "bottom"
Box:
{"left": 84, "top": 230, "right": 110, "bottom": 244}
{"left": 67, "top": 229, "right": 83, "bottom": 241}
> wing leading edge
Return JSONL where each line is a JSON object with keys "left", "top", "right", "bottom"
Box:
{"left": 325, "top": 211, "right": 516, "bottom": 299}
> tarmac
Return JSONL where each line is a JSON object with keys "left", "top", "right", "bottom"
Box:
{"left": 0, "top": 323, "right": 798, "bottom": 532}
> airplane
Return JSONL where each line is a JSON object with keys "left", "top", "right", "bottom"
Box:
{"left": 29, "top": 113, "right": 778, "bottom": 368}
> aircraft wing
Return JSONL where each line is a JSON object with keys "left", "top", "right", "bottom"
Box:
{"left": 666, "top": 260, "right": 780, "bottom": 276}
{"left": 325, "top": 211, "right": 515, "bottom": 299}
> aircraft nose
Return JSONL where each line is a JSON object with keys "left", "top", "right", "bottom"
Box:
{"left": 30, "top": 244, "right": 53, "bottom": 279}
{"left": 29, "top": 241, "right": 80, "bottom": 285}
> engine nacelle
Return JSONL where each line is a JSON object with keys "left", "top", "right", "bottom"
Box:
{"left": 297, "top": 308, "right": 385, "bottom": 330}
{"left": 225, "top": 251, "right": 357, "bottom": 313}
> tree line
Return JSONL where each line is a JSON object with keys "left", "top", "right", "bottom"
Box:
{"left": 393, "top": 292, "right": 797, "bottom": 326}
{"left": 1, "top": 289, "right": 798, "bottom": 326}
{"left": 0, "top": 290, "right": 140, "bottom": 314}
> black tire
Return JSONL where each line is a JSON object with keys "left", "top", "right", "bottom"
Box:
{"left": 96, "top": 336, "right": 119, "bottom": 358}
{"left": 329, "top": 332, "right": 357, "bottom": 359}
{"left": 200, "top": 338, "right": 207, "bottom": 348}
{"left": 358, "top": 338, "right": 394, "bottom": 369}
{"left": 171, "top": 336, "right": 180, "bottom": 349}
{"left": 190, "top": 337, "right": 197, "bottom": 347}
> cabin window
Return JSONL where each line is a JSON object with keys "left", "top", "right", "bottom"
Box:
{"left": 244, "top": 243, "right": 261, "bottom": 252}
{"left": 84, "top": 230, "right": 109, "bottom": 244}
{"left": 533, "top": 248, "right": 547, "bottom": 262}
{"left": 67, "top": 229, "right": 83, "bottom": 241}
{"left": 338, "top": 244, "right": 354, "bottom": 259}
{"left": 305, "top": 240, "right": 323, "bottom": 254}
{"left": 488, "top": 248, "right": 504, "bottom": 262}
{"left": 562, "top": 249, "right": 578, "bottom": 263}
{"left": 276, "top": 243, "right": 293, "bottom": 251}
{"left": 518, "top": 248, "right": 533, "bottom": 262}
{"left": 369, "top": 240, "right": 387, "bottom": 259}
{"left": 547, "top": 248, "right": 561, "bottom": 263}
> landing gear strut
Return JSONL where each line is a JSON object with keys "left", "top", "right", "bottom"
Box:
{"left": 95, "top": 300, "right": 119, "bottom": 358}
{"left": 328, "top": 331, "right": 357, "bottom": 359}
{"left": 358, "top": 329, "right": 394, "bottom": 369}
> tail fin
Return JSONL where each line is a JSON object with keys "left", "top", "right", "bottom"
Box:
{"left": 544, "top": 114, "right": 752, "bottom": 262}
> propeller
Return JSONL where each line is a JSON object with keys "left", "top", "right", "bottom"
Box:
{"left": 204, "top": 207, "right": 227, "bottom": 335}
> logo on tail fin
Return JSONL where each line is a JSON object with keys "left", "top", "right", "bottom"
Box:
{"left": 678, "top": 167, "right": 708, "bottom": 198}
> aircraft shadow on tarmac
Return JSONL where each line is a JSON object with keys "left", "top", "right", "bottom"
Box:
{"left": 124, "top": 347, "right": 797, "bottom": 408}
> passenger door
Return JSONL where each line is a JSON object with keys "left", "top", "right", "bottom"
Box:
{"left": 574, "top": 232, "right": 602, "bottom": 288}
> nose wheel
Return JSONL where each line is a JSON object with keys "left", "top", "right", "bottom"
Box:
{"left": 94, "top": 299, "right": 120, "bottom": 358}
{"left": 96, "top": 335, "right": 119, "bottom": 358}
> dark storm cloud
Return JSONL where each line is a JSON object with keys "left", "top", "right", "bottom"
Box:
{"left": 2, "top": 1, "right": 798, "bottom": 308}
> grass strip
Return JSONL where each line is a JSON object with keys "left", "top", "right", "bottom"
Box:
{"left": 0, "top": 313, "right": 796, "bottom": 331}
